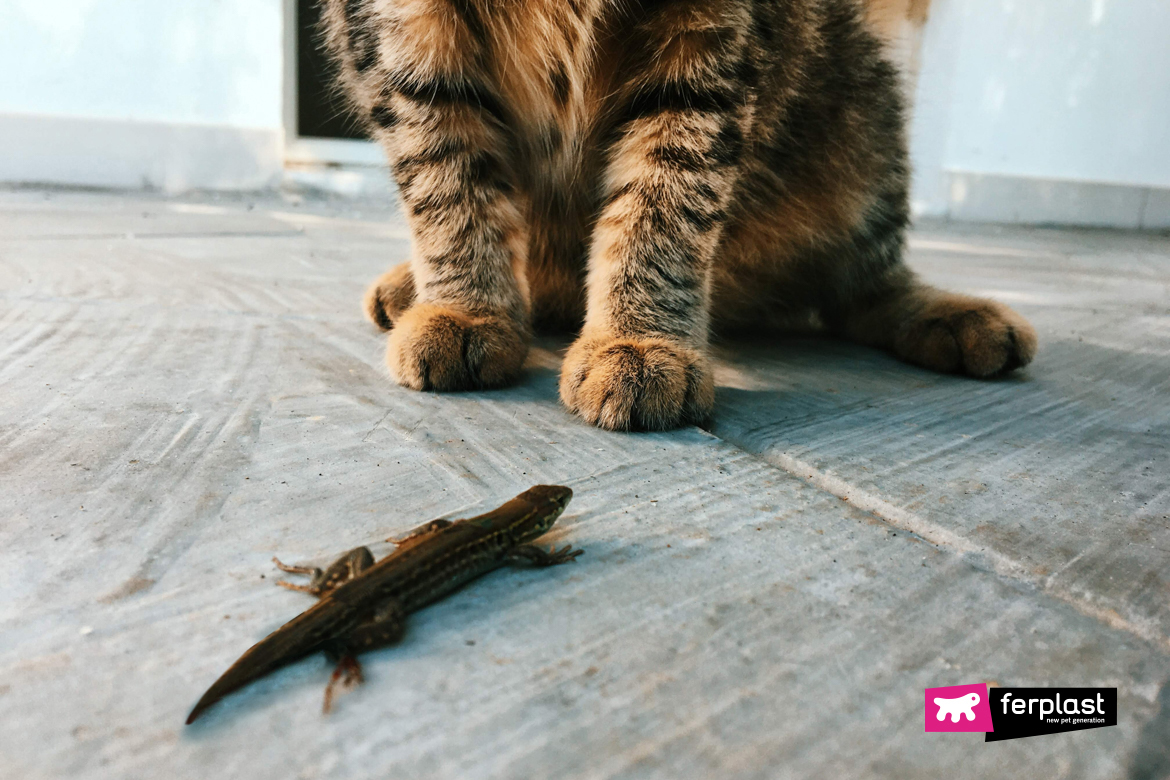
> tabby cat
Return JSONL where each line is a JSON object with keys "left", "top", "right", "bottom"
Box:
{"left": 320, "top": 0, "right": 1036, "bottom": 431}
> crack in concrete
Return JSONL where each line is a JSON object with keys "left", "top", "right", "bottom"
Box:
{"left": 705, "top": 435, "right": 1170, "bottom": 654}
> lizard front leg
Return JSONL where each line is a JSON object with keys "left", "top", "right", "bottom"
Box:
{"left": 385, "top": 518, "right": 453, "bottom": 552}
{"left": 273, "top": 546, "right": 375, "bottom": 597}
{"left": 507, "top": 544, "right": 583, "bottom": 567}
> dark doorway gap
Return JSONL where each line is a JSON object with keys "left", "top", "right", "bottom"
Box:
{"left": 296, "top": 0, "right": 366, "bottom": 140}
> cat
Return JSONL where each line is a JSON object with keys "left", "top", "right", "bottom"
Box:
{"left": 319, "top": 0, "right": 1035, "bottom": 431}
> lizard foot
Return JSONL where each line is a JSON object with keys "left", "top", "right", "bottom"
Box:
{"left": 508, "top": 543, "right": 584, "bottom": 567}
{"left": 323, "top": 654, "right": 364, "bottom": 714}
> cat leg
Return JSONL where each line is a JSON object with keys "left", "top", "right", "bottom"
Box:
{"left": 833, "top": 266, "right": 1037, "bottom": 377}
{"left": 365, "top": 192, "right": 589, "bottom": 336}
{"left": 560, "top": 6, "right": 752, "bottom": 430}
{"left": 324, "top": 0, "right": 530, "bottom": 390}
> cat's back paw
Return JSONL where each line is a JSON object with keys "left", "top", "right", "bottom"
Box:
{"left": 364, "top": 263, "right": 416, "bottom": 331}
{"left": 897, "top": 295, "right": 1037, "bottom": 377}
{"left": 559, "top": 334, "right": 714, "bottom": 431}
{"left": 386, "top": 304, "right": 529, "bottom": 391}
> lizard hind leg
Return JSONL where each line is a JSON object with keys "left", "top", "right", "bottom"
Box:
{"left": 322, "top": 601, "right": 407, "bottom": 714}
{"left": 273, "top": 546, "right": 375, "bottom": 597}
{"left": 322, "top": 654, "right": 364, "bottom": 715}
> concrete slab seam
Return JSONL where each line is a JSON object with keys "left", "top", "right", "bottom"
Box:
{"left": 730, "top": 445, "right": 1170, "bottom": 654}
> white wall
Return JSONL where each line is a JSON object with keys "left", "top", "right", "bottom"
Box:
{"left": 0, "top": 0, "right": 285, "bottom": 191}
{"left": 910, "top": 0, "right": 1170, "bottom": 226}
{"left": 2, "top": 0, "right": 1167, "bottom": 221}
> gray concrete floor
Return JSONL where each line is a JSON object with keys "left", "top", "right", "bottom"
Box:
{"left": 1, "top": 188, "right": 1168, "bottom": 779}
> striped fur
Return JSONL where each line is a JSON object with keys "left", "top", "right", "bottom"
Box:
{"left": 324, "top": 0, "right": 1036, "bottom": 431}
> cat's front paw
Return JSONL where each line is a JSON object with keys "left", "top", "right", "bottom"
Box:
{"left": 897, "top": 295, "right": 1037, "bottom": 377}
{"left": 385, "top": 304, "right": 529, "bottom": 391}
{"left": 559, "top": 334, "right": 714, "bottom": 431}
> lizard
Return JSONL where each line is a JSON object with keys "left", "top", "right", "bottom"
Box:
{"left": 185, "top": 484, "right": 579, "bottom": 724}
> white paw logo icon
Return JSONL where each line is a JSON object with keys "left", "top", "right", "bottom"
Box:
{"left": 934, "top": 692, "right": 980, "bottom": 723}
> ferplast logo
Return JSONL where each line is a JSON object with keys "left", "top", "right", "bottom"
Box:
{"left": 924, "top": 684, "right": 1118, "bottom": 741}
{"left": 924, "top": 684, "right": 994, "bottom": 732}
{"left": 984, "top": 688, "right": 1117, "bottom": 742}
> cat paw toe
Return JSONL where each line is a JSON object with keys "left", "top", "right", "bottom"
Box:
{"left": 385, "top": 304, "right": 529, "bottom": 391}
{"left": 559, "top": 335, "right": 714, "bottom": 431}
{"left": 363, "top": 264, "right": 416, "bottom": 331}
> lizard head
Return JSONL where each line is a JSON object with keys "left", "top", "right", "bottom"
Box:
{"left": 512, "top": 484, "right": 574, "bottom": 541}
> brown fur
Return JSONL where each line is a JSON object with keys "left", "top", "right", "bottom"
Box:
{"left": 858, "top": 0, "right": 931, "bottom": 92}
{"left": 324, "top": 0, "right": 1035, "bottom": 431}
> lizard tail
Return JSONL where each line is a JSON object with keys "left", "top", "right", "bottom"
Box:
{"left": 186, "top": 599, "right": 359, "bottom": 724}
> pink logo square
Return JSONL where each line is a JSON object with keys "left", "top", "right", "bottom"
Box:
{"left": 925, "top": 683, "right": 995, "bottom": 732}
